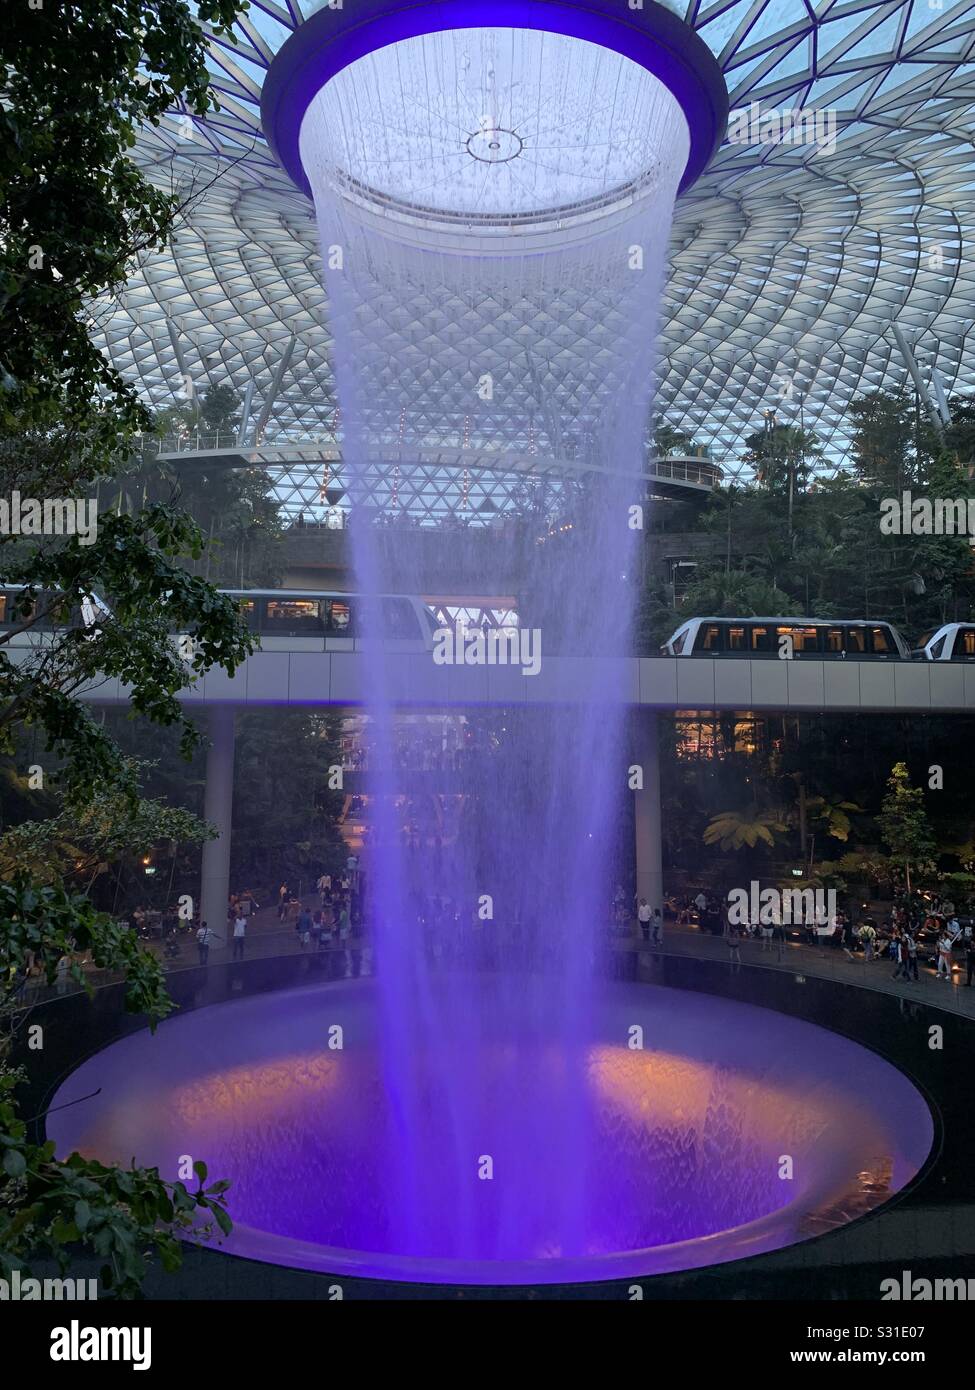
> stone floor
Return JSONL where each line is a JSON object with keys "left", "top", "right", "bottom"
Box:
{"left": 631, "top": 922, "right": 975, "bottom": 1020}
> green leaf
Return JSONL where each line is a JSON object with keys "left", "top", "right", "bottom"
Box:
{"left": 3, "top": 1148, "right": 27, "bottom": 1179}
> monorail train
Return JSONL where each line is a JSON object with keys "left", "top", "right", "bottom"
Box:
{"left": 226, "top": 590, "right": 437, "bottom": 652}
{"left": 0, "top": 588, "right": 108, "bottom": 634}
{"left": 5, "top": 587, "right": 974, "bottom": 663}
{"left": 661, "top": 617, "right": 912, "bottom": 660}
{"left": 913, "top": 623, "right": 975, "bottom": 662}
{"left": 0, "top": 586, "right": 437, "bottom": 653}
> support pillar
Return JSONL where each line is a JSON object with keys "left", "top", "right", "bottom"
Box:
{"left": 633, "top": 710, "right": 663, "bottom": 915}
{"left": 200, "top": 705, "right": 236, "bottom": 935}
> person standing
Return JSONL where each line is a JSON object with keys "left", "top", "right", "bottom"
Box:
{"left": 905, "top": 928, "right": 919, "bottom": 981}
{"left": 196, "top": 921, "right": 219, "bottom": 966}
{"left": 725, "top": 918, "right": 742, "bottom": 965}
{"left": 937, "top": 931, "right": 954, "bottom": 981}
{"left": 651, "top": 907, "right": 663, "bottom": 946}
{"left": 337, "top": 901, "right": 352, "bottom": 973}
{"left": 859, "top": 921, "right": 876, "bottom": 961}
{"left": 892, "top": 929, "right": 909, "bottom": 980}
{"left": 637, "top": 898, "right": 652, "bottom": 942}
{"left": 277, "top": 883, "right": 288, "bottom": 921}
{"left": 296, "top": 905, "right": 312, "bottom": 949}
{"left": 232, "top": 913, "right": 247, "bottom": 961}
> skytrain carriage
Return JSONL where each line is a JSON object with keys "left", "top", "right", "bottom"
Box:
{"left": 661, "top": 617, "right": 912, "bottom": 660}
{"left": 222, "top": 590, "right": 436, "bottom": 653}
{"left": 0, "top": 587, "right": 109, "bottom": 643}
{"left": 914, "top": 623, "right": 975, "bottom": 661}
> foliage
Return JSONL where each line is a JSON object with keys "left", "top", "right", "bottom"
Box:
{"left": 848, "top": 388, "right": 929, "bottom": 492}
{"left": 198, "top": 384, "right": 242, "bottom": 437}
{"left": 0, "top": 875, "right": 172, "bottom": 1022}
{"left": 0, "top": 1096, "right": 231, "bottom": 1300}
{"left": 656, "top": 395, "right": 975, "bottom": 641}
{"left": 743, "top": 423, "right": 821, "bottom": 496}
{"left": 1, "top": 0, "right": 246, "bottom": 460}
{"left": 0, "top": 761, "right": 215, "bottom": 888}
{"left": 805, "top": 796, "right": 864, "bottom": 843}
{"left": 703, "top": 807, "right": 789, "bottom": 851}
{"left": 678, "top": 567, "right": 800, "bottom": 619}
{"left": 1, "top": 0, "right": 251, "bottom": 1297}
{"left": 231, "top": 711, "right": 347, "bottom": 892}
{"left": 944, "top": 395, "right": 975, "bottom": 467}
{"left": 653, "top": 423, "right": 699, "bottom": 456}
{"left": 0, "top": 501, "right": 256, "bottom": 790}
{"left": 877, "top": 762, "right": 937, "bottom": 893}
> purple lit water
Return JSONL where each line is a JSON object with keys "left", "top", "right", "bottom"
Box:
{"left": 48, "top": 981, "right": 933, "bottom": 1283}
{"left": 294, "top": 41, "right": 691, "bottom": 1268}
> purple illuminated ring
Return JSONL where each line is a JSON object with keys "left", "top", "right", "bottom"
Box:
{"left": 261, "top": 0, "right": 728, "bottom": 197}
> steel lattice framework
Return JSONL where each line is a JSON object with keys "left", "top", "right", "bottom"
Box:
{"left": 96, "top": 0, "right": 975, "bottom": 503}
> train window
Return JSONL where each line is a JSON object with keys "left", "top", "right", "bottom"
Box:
{"left": 266, "top": 599, "right": 322, "bottom": 633}
{"left": 237, "top": 599, "right": 257, "bottom": 629}
{"left": 788, "top": 626, "right": 820, "bottom": 653}
{"left": 845, "top": 628, "right": 867, "bottom": 655}
{"left": 727, "top": 625, "right": 746, "bottom": 651}
{"left": 870, "top": 626, "right": 893, "bottom": 654}
{"left": 382, "top": 599, "right": 420, "bottom": 639}
{"left": 1, "top": 591, "right": 37, "bottom": 625}
{"left": 928, "top": 635, "right": 946, "bottom": 659}
{"left": 698, "top": 623, "right": 722, "bottom": 652}
{"left": 824, "top": 628, "right": 844, "bottom": 655}
{"left": 749, "top": 625, "right": 773, "bottom": 652}
{"left": 959, "top": 628, "right": 975, "bottom": 658}
{"left": 325, "top": 599, "right": 352, "bottom": 634}
{"left": 670, "top": 629, "right": 687, "bottom": 655}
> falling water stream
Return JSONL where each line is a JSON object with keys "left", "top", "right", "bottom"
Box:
{"left": 298, "top": 29, "right": 689, "bottom": 1261}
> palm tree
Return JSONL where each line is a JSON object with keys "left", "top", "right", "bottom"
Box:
{"left": 743, "top": 424, "right": 822, "bottom": 539}
{"left": 704, "top": 808, "right": 789, "bottom": 851}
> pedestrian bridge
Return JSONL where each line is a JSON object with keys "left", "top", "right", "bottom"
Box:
{"left": 69, "top": 648, "right": 975, "bottom": 714}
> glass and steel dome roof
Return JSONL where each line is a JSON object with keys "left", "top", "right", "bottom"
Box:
{"left": 297, "top": 29, "right": 689, "bottom": 229}
{"left": 102, "top": 0, "right": 975, "bottom": 482}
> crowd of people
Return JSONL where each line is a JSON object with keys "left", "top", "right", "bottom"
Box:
{"left": 26, "top": 856, "right": 975, "bottom": 995}
{"left": 665, "top": 889, "right": 975, "bottom": 985}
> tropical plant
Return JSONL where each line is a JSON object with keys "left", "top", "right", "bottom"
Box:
{"left": 1, "top": 0, "right": 249, "bottom": 1297}
{"left": 804, "top": 795, "right": 864, "bottom": 843}
{"left": 877, "top": 762, "right": 937, "bottom": 894}
{"left": 743, "top": 423, "right": 821, "bottom": 496}
{"left": 703, "top": 807, "right": 789, "bottom": 851}
{"left": 1, "top": 0, "right": 246, "bottom": 457}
